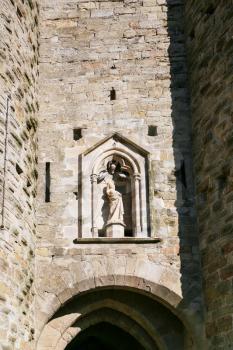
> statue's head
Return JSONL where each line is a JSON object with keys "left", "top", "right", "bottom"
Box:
{"left": 107, "top": 160, "right": 117, "bottom": 174}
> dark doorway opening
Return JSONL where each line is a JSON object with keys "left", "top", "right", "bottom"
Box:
{"left": 65, "top": 322, "right": 144, "bottom": 350}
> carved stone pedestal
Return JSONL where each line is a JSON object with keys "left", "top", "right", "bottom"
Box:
{"left": 105, "top": 223, "right": 125, "bottom": 238}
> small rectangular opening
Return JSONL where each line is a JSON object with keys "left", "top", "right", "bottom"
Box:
{"left": 218, "top": 175, "right": 227, "bottom": 195}
{"left": 45, "top": 162, "right": 50, "bottom": 202}
{"left": 73, "top": 128, "right": 82, "bottom": 141}
{"left": 110, "top": 88, "right": 116, "bottom": 101}
{"left": 205, "top": 4, "right": 215, "bottom": 16}
{"left": 175, "top": 160, "right": 188, "bottom": 200}
{"left": 124, "top": 229, "right": 133, "bottom": 237}
{"left": 148, "top": 125, "right": 158, "bottom": 136}
{"left": 98, "top": 229, "right": 105, "bottom": 237}
{"left": 180, "top": 160, "right": 187, "bottom": 189}
{"left": 16, "top": 163, "right": 23, "bottom": 175}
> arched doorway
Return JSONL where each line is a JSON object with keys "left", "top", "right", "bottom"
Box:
{"left": 65, "top": 322, "right": 144, "bottom": 350}
{"left": 37, "top": 287, "right": 195, "bottom": 350}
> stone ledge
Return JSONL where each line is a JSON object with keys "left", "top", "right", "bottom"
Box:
{"left": 73, "top": 237, "right": 162, "bottom": 244}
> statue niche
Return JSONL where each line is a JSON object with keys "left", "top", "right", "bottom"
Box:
{"left": 80, "top": 133, "right": 150, "bottom": 239}
{"left": 97, "top": 159, "right": 132, "bottom": 237}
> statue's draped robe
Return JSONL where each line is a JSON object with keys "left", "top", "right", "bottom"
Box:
{"left": 106, "top": 178, "right": 124, "bottom": 225}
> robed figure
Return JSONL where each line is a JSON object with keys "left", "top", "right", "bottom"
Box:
{"left": 97, "top": 160, "right": 127, "bottom": 228}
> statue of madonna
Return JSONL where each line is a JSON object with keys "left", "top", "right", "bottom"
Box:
{"left": 97, "top": 160, "right": 126, "bottom": 227}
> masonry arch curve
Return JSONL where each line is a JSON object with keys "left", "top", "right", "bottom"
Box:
{"left": 36, "top": 276, "right": 198, "bottom": 350}
{"left": 92, "top": 148, "right": 140, "bottom": 175}
{"left": 65, "top": 321, "right": 148, "bottom": 350}
{"left": 63, "top": 308, "right": 160, "bottom": 350}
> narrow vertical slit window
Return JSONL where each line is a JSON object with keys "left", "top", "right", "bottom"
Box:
{"left": 180, "top": 160, "right": 187, "bottom": 189}
{"left": 45, "top": 162, "right": 50, "bottom": 202}
{"left": 217, "top": 175, "right": 227, "bottom": 197}
{"left": 175, "top": 160, "right": 188, "bottom": 200}
{"left": 110, "top": 87, "right": 116, "bottom": 101}
{"left": 1, "top": 94, "right": 10, "bottom": 229}
{"left": 180, "top": 160, "right": 188, "bottom": 200}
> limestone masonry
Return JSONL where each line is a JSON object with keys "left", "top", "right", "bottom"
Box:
{"left": 0, "top": 0, "right": 232, "bottom": 349}
{"left": 0, "top": 0, "right": 39, "bottom": 348}
{"left": 186, "top": 1, "right": 233, "bottom": 349}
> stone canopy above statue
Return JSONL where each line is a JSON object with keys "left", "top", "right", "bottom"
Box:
{"left": 79, "top": 133, "right": 150, "bottom": 238}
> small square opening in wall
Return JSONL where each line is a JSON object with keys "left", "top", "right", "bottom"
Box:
{"left": 148, "top": 125, "right": 158, "bottom": 136}
{"left": 73, "top": 128, "right": 82, "bottom": 141}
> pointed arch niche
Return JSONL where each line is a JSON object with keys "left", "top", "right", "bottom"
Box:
{"left": 79, "top": 133, "right": 151, "bottom": 239}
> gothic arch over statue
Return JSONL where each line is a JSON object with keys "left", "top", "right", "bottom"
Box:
{"left": 80, "top": 133, "right": 150, "bottom": 238}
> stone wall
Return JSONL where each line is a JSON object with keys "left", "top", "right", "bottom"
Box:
{"left": 36, "top": 0, "right": 204, "bottom": 347}
{"left": 185, "top": 1, "right": 233, "bottom": 349}
{"left": 0, "top": 0, "right": 39, "bottom": 349}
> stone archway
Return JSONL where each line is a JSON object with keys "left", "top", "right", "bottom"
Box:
{"left": 36, "top": 277, "right": 201, "bottom": 350}
{"left": 65, "top": 322, "right": 146, "bottom": 350}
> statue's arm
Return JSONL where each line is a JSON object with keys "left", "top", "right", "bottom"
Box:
{"left": 97, "top": 170, "right": 107, "bottom": 183}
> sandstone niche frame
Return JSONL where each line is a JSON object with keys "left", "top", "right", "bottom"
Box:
{"left": 79, "top": 133, "right": 151, "bottom": 239}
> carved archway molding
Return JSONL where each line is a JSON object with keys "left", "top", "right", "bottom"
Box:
{"left": 91, "top": 148, "right": 143, "bottom": 237}
{"left": 92, "top": 148, "right": 140, "bottom": 175}
{"left": 36, "top": 275, "right": 203, "bottom": 350}
{"left": 80, "top": 133, "right": 150, "bottom": 238}
{"left": 65, "top": 308, "right": 159, "bottom": 350}
{"left": 37, "top": 300, "right": 164, "bottom": 350}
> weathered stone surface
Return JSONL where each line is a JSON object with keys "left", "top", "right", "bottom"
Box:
{"left": 5, "top": 0, "right": 233, "bottom": 348}
{"left": 185, "top": 1, "right": 233, "bottom": 349}
{"left": 0, "top": 1, "right": 39, "bottom": 348}
{"left": 35, "top": 0, "right": 204, "bottom": 348}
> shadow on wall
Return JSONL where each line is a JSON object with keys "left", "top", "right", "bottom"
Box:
{"left": 166, "top": 0, "right": 204, "bottom": 335}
